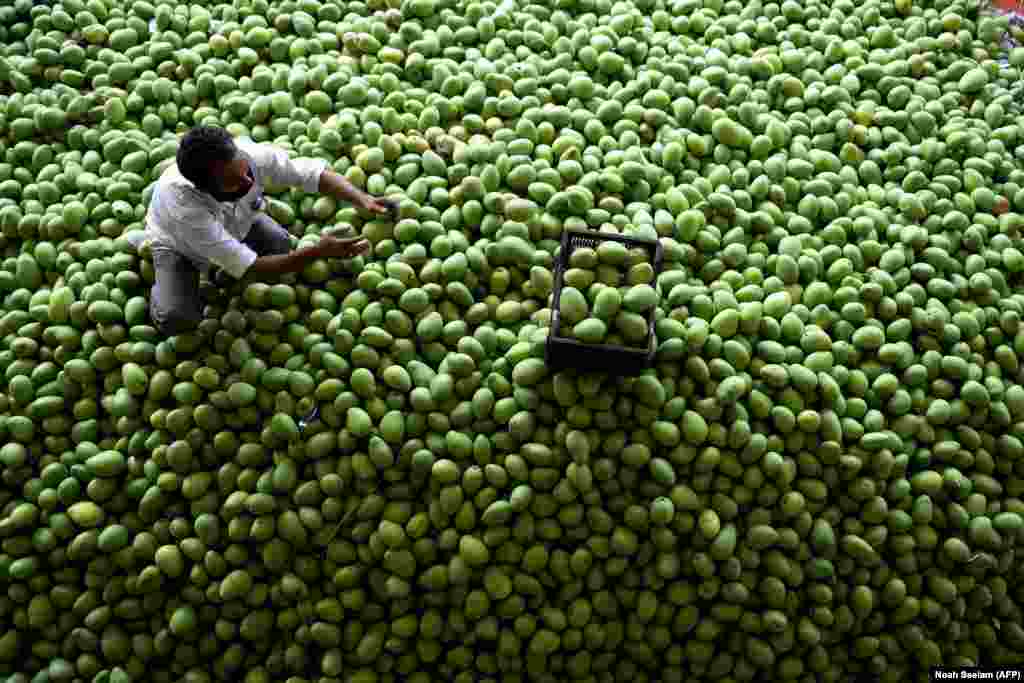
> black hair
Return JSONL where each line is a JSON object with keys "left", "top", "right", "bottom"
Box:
{"left": 176, "top": 126, "right": 237, "bottom": 192}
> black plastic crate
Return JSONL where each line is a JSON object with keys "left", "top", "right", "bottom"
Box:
{"left": 545, "top": 228, "right": 665, "bottom": 376}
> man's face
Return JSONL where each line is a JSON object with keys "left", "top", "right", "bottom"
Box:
{"left": 212, "top": 156, "right": 253, "bottom": 196}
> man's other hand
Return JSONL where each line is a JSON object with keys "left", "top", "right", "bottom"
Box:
{"left": 319, "top": 232, "right": 371, "bottom": 259}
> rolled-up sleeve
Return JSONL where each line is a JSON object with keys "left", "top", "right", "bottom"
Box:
{"left": 178, "top": 205, "right": 258, "bottom": 279}
{"left": 245, "top": 140, "right": 328, "bottom": 193}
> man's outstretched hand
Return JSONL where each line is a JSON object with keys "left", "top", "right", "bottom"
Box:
{"left": 319, "top": 170, "right": 400, "bottom": 219}
{"left": 356, "top": 193, "right": 400, "bottom": 219}
{"left": 319, "top": 231, "right": 371, "bottom": 259}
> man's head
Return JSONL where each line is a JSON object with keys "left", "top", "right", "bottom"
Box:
{"left": 176, "top": 126, "right": 254, "bottom": 202}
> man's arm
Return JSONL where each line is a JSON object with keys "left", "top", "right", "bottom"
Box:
{"left": 241, "top": 139, "right": 392, "bottom": 213}
{"left": 248, "top": 242, "right": 327, "bottom": 276}
{"left": 246, "top": 234, "right": 370, "bottom": 278}
{"left": 170, "top": 183, "right": 367, "bottom": 280}
{"left": 319, "top": 169, "right": 367, "bottom": 206}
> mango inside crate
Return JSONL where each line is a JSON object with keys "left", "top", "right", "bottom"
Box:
{"left": 545, "top": 228, "right": 665, "bottom": 376}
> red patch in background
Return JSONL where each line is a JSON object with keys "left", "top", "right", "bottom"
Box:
{"left": 988, "top": 0, "right": 1024, "bottom": 20}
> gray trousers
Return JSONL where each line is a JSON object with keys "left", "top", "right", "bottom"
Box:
{"left": 150, "top": 213, "right": 292, "bottom": 336}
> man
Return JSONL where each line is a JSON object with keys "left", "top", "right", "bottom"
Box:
{"left": 128, "top": 125, "right": 393, "bottom": 336}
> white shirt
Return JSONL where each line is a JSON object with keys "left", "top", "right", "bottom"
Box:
{"left": 142, "top": 138, "right": 328, "bottom": 278}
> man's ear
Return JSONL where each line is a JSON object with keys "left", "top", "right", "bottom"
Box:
{"left": 201, "top": 160, "right": 228, "bottom": 193}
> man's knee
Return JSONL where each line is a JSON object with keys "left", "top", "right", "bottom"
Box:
{"left": 253, "top": 214, "right": 292, "bottom": 256}
{"left": 268, "top": 230, "right": 291, "bottom": 256}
